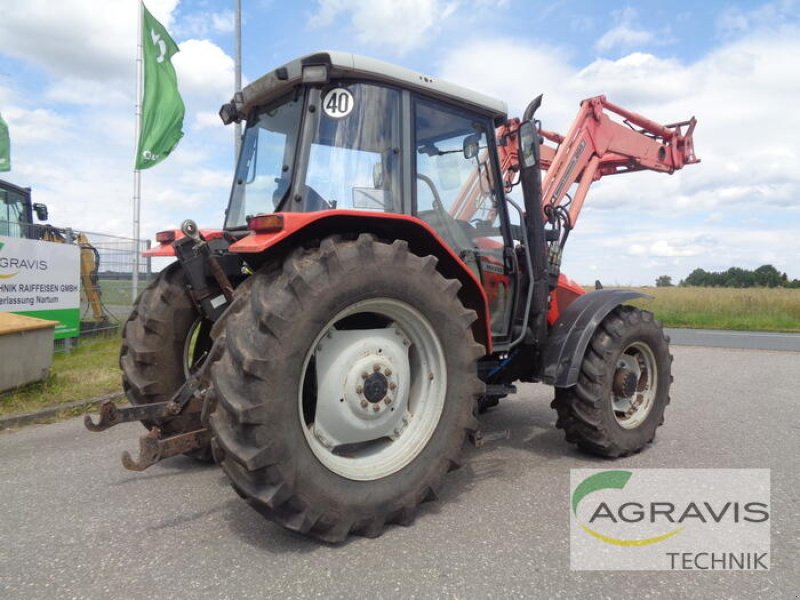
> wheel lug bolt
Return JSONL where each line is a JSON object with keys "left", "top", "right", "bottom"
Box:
{"left": 373, "top": 404, "right": 380, "bottom": 412}
{"left": 361, "top": 399, "right": 368, "bottom": 408}
{"left": 385, "top": 397, "right": 392, "bottom": 405}
{"left": 356, "top": 385, "right": 363, "bottom": 394}
{"left": 389, "top": 382, "right": 397, "bottom": 390}
{"left": 373, "top": 363, "right": 381, "bottom": 372}
{"left": 361, "top": 372, "right": 368, "bottom": 379}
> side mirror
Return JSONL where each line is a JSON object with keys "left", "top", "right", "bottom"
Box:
{"left": 33, "top": 203, "right": 48, "bottom": 222}
{"left": 518, "top": 120, "right": 540, "bottom": 169}
{"left": 463, "top": 133, "right": 480, "bottom": 160}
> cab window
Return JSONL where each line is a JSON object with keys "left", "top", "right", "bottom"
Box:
{"left": 304, "top": 83, "right": 401, "bottom": 212}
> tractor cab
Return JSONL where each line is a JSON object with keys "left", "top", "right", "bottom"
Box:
{"left": 221, "top": 52, "right": 520, "bottom": 338}
{"left": 0, "top": 179, "right": 48, "bottom": 239}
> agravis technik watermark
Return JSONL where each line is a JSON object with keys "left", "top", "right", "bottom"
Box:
{"left": 570, "top": 469, "right": 770, "bottom": 571}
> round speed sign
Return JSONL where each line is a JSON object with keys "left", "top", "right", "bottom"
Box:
{"left": 322, "top": 88, "right": 355, "bottom": 119}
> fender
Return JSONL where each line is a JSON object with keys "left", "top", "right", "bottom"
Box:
{"left": 236, "top": 211, "right": 492, "bottom": 352}
{"left": 143, "top": 229, "right": 225, "bottom": 257}
{"left": 540, "top": 289, "right": 651, "bottom": 387}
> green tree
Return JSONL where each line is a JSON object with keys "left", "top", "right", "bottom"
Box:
{"left": 684, "top": 268, "right": 712, "bottom": 287}
{"left": 656, "top": 275, "right": 674, "bottom": 287}
{"left": 754, "top": 264, "right": 782, "bottom": 288}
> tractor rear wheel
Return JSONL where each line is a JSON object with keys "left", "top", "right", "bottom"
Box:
{"left": 208, "top": 235, "right": 484, "bottom": 542}
{"left": 120, "top": 263, "right": 213, "bottom": 458}
{"left": 551, "top": 305, "right": 672, "bottom": 457}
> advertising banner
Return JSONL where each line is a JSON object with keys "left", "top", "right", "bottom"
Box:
{"left": 0, "top": 236, "right": 81, "bottom": 339}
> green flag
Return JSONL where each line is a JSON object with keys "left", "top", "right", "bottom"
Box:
{"left": 135, "top": 3, "right": 185, "bottom": 170}
{"left": 0, "top": 112, "right": 9, "bottom": 172}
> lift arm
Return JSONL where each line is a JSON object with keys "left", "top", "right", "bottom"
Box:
{"left": 498, "top": 95, "right": 699, "bottom": 228}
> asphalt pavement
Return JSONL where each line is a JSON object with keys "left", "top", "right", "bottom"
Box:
{"left": 1, "top": 344, "right": 798, "bottom": 599}
{"left": 666, "top": 327, "right": 800, "bottom": 352}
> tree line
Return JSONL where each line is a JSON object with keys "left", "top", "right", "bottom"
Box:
{"left": 656, "top": 265, "right": 800, "bottom": 288}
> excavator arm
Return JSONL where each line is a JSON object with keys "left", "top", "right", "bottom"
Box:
{"left": 37, "top": 227, "right": 110, "bottom": 327}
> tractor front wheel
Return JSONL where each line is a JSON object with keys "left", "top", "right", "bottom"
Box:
{"left": 551, "top": 305, "right": 672, "bottom": 457}
{"left": 208, "top": 235, "right": 484, "bottom": 542}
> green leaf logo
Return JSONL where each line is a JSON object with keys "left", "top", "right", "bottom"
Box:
{"left": 572, "top": 470, "right": 632, "bottom": 515}
{"left": 573, "top": 470, "right": 683, "bottom": 547}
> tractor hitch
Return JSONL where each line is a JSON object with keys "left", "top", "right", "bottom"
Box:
{"left": 85, "top": 366, "right": 213, "bottom": 471}
{"left": 121, "top": 427, "right": 211, "bottom": 472}
{"left": 84, "top": 373, "right": 207, "bottom": 432}
{"left": 84, "top": 399, "right": 175, "bottom": 432}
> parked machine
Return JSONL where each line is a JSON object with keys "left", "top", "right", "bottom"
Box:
{"left": 86, "top": 52, "right": 698, "bottom": 541}
{"left": 0, "top": 179, "right": 111, "bottom": 331}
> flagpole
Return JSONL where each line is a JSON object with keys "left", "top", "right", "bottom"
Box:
{"left": 132, "top": 1, "right": 143, "bottom": 302}
{"left": 234, "top": 0, "right": 242, "bottom": 163}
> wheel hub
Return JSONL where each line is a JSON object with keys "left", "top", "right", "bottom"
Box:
{"left": 363, "top": 372, "right": 389, "bottom": 404}
{"left": 613, "top": 368, "right": 638, "bottom": 398}
{"left": 612, "top": 342, "right": 658, "bottom": 430}
{"left": 312, "top": 327, "right": 411, "bottom": 449}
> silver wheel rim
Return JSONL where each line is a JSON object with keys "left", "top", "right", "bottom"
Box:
{"left": 612, "top": 341, "right": 658, "bottom": 429}
{"left": 298, "top": 298, "right": 447, "bottom": 481}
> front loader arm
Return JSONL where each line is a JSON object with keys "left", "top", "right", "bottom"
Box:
{"left": 540, "top": 96, "right": 698, "bottom": 227}
{"left": 497, "top": 95, "right": 698, "bottom": 228}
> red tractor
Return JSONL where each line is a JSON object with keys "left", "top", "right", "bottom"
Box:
{"left": 87, "top": 51, "right": 698, "bottom": 542}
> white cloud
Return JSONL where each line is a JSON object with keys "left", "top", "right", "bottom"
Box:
{"left": 437, "top": 39, "right": 577, "bottom": 127}
{"left": 627, "top": 238, "right": 709, "bottom": 258}
{"left": 595, "top": 7, "right": 655, "bottom": 53}
{"left": 174, "top": 10, "right": 236, "bottom": 38}
{"left": 0, "top": 0, "right": 179, "bottom": 82}
{"left": 193, "top": 111, "right": 224, "bottom": 131}
{"left": 308, "top": 0, "right": 456, "bottom": 54}
{"left": 1, "top": 107, "right": 70, "bottom": 145}
{"left": 173, "top": 39, "right": 235, "bottom": 104}
{"left": 45, "top": 77, "right": 132, "bottom": 107}
{"left": 716, "top": 0, "right": 800, "bottom": 37}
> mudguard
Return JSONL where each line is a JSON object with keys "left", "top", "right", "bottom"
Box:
{"left": 541, "top": 289, "right": 651, "bottom": 387}
{"left": 235, "top": 211, "right": 493, "bottom": 352}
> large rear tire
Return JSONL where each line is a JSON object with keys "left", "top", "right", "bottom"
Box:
{"left": 120, "top": 263, "right": 213, "bottom": 458}
{"left": 208, "top": 235, "right": 484, "bottom": 542}
{"left": 551, "top": 305, "right": 672, "bottom": 457}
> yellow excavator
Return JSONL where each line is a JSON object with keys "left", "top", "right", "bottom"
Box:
{"left": 0, "top": 178, "right": 112, "bottom": 331}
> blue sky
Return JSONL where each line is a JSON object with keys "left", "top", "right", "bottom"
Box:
{"left": 0, "top": 0, "right": 798, "bottom": 284}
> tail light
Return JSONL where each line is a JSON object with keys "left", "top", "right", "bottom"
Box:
{"left": 156, "top": 230, "right": 176, "bottom": 243}
{"left": 247, "top": 214, "right": 284, "bottom": 233}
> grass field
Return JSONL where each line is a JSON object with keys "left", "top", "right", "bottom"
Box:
{"left": 627, "top": 286, "right": 800, "bottom": 332}
{"left": 0, "top": 335, "right": 122, "bottom": 418}
{"left": 95, "top": 277, "right": 153, "bottom": 305}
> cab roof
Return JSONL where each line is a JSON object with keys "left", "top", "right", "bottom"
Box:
{"left": 224, "top": 51, "right": 508, "bottom": 125}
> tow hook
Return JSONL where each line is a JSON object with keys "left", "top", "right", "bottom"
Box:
{"left": 84, "top": 366, "right": 212, "bottom": 472}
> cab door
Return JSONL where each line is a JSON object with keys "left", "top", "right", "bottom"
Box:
{"left": 412, "top": 97, "right": 516, "bottom": 341}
